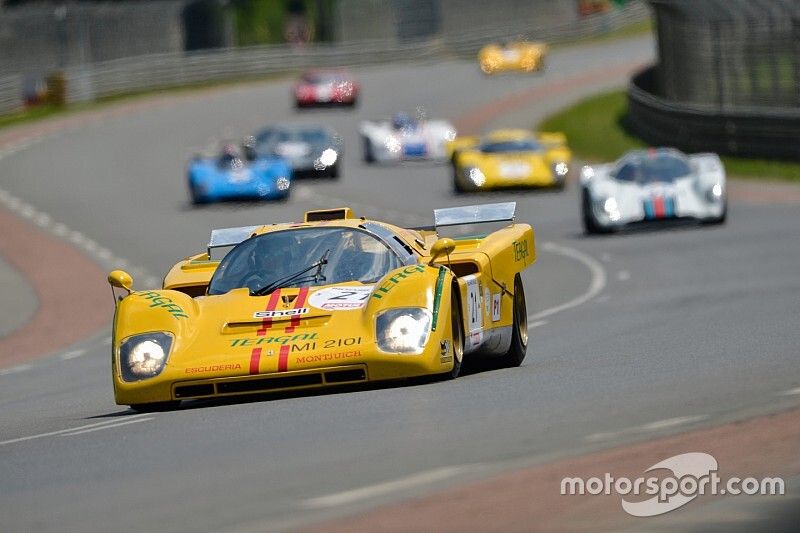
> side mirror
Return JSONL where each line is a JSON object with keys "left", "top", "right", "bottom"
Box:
{"left": 429, "top": 238, "right": 456, "bottom": 265}
{"left": 108, "top": 270, "right": 133, "bottom": 303}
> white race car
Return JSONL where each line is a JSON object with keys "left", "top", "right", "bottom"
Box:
{"left": 580, "top": 148, "right": 727, "bottom": 234}
{"left": 360, "top": 113, "right": 456, "bottom": 163}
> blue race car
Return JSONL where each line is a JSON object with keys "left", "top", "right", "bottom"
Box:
{"left": 188, "top": 144, "right": 292, "bottom": 204}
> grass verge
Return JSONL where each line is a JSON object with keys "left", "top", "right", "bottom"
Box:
{"left": 538, "top": 90, "right": 800, "bottom": 182}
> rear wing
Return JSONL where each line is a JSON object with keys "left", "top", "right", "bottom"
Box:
{"left": 208, "top": 225, "right": 260, "bottom": 258}
{"left": 414, "top": 202, "right": 516, "bottom": 231}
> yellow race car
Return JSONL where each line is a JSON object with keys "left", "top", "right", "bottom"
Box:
{"left": 108, "top": 203, "right": 535, "bottom": 411}
{"left": 478, "top": 41, "right": 548, "bottom": 74}
{"left": 450, "top": 129, "right": 572, "bottom": 192}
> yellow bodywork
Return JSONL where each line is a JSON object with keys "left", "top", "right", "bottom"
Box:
{"left": 109, "top": 208, "right": 535, "bottom": 408}
{"left": 478, "top": 41, "right": 548, "bottom": 74}
{"left": 450, "top": 129, "right": 572, "bottom": 190}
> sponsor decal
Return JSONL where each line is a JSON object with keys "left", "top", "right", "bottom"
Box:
{"left": 309, "top": 286, "right": 373, "bottom": 310}
{"left": 371, "top": 265, "right": 426, "bottom": 299}
{"left": 185, "top": 363, "right": 242, "bottom": 374}
{"left": 484, "top": 287, "right": 491, "bottom": 316}
{"left": 322, "top": 336, "right": 362, "bottom": 349}
{"left": 136, "top": 291, "right": 188, "bottom": 319}
{"left": 254, "top": 308, "right": 309, "bottom": 319}
{"left": 513, "top": 239, "right": 529, "bottom": 262}
{"left": 469, "top": 330, "right": 483, "bottom": 349}
{"left": 230, "top": 332, "right": 317, "bottom": 347}
{"left": 464, "top": 275, "right": 483, "bottom": 333}
{"left": 492, "top": 293, "right": 501, "bottom": 322}
{"left": 431, "top": 267, "right": 446, "bottom": 332}
{"left": 295, "top": 350, "right": 361, "bottom": 363}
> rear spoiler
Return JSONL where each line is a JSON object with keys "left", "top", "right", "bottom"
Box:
{"left": 414, "top": 202, "right": 516, "bottom": 231}
{"left": 208, "top": 225, "right": 260, "bottom": 257}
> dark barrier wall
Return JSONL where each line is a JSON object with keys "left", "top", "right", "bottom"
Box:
{"left": 626, "top": 0, "right": 800, "bottom": 160}
{"left": 627, "top": 67, "right": 800, "bottom": 160}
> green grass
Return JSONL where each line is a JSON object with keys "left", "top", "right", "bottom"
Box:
{"left": 538, "top": 90, "right": 800, "bottom": 182}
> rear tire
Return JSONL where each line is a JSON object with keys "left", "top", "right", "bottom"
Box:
{"left": 498, "top": 274, "right": 528, "bottom": 368}
{"left": 129, "top": 400, "right": 181, "bottom": 413}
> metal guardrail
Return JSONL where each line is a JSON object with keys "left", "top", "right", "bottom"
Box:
{"left": 0, "top": 75, "right": 23, "bottom": 115}
{"left": 626, "top": 67, "right": 800, "bottom": 160}
{"left": 0, "top": 2, "right": 650, "bottom": 112}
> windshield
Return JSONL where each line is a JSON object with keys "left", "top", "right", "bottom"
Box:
{"left": 207, "top": 227, "right": 403, "bottom": 295}
{"left": 615, "top": 153, "right": 691, "bottom": 183}
{"left": 480, "top": 140, "right": 541, "bottom": 153}
{"left": 255, "top": 129, "right": 331, "bottom": 154}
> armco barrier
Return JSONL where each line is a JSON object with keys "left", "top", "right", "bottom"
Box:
{"left": 627, "top": 67, "right": 800, "bottom": 160}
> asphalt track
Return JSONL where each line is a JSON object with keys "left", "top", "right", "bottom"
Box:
{"left": 1, "top": 34, "right": 799, "bottom": 531}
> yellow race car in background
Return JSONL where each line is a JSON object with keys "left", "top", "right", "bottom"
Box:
{"left": 450, "top": 129, "right": 572, "bottom": 192}
{"left": 108, "top": 204, "right": 535, "bottom": 411}
{"left": 478, "top": 41, "right": 548, "bottom": 74}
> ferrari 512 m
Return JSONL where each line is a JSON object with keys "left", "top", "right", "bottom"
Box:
{"left": 478, "top": 41, "right": 548, "bottom": 74}
{"left": 108, "top": 203, "right": 535, "bottom": 411}
{"left": 450, "top": 129, "right": 571, "bottom": 192}
{"left": 187, "top": 143, "right": 291, "bottom": 204}
{"left": 580, "top": 147, "right": 727, "bottom": 234}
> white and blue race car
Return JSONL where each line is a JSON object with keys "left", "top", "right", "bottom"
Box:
{"left": 360, "top": 112, "right": 456, "bottom": 163}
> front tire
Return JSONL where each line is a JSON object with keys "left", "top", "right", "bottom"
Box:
{"left": 582, "top": 188, "right": 604, "bottom": 234}
{"left": 444, "top": 288, "right": 465, "bottom": 379}
{"left": 498, "top": 274, "right": 528, "bottom": 367}
{"left": 363, "top": 137, "right": 375, "bottom": 163}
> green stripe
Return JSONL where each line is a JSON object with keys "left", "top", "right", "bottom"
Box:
{"left": 431, "top": 266, "right": 447, "bottom": 332}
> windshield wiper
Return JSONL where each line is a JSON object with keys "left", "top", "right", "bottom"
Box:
{"left": 251, "top": 249, "right": 330, "bottom": 296}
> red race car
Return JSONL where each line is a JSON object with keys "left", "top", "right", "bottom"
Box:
{"left": 293, "top": 69, "right": 359, "bottom": 108}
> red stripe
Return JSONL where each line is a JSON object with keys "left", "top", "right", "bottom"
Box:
{"left": 249, "top": 347, "right": 262, "bottom": 375}
{"left": 277, "top": 345, "right": 290, "bottom": 372}
{"left": 256, "top": 289, "right": 282, "bottom": 336}
{"left": 653, "top": 196, "right": 665, "bottom": 218}
{"left": 285, "top": 287, "right": 309, "bottom": 334}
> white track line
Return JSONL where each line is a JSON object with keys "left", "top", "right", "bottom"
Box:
{"left": 0, "top": 364, "right": 33, "bottom": 376}
{"left": 0, "top": 414, "right": 152, "bottom": 446}
{"left": 302, "top": 466, "right": 468, "bottom": 509}
{"left": 60, "top": 417, "right": 154, "bottom": 436}
{"left": 59, "top": 349, "right": 86, "bottom": 360}
{"left": 528, "top": 320, "right": 548, "bottom": 329}
{"left": 780, "top": 387, "right": 800, "bottom": 396}
{"left": 585, "top": 415, "right": 708, "bottom": 442}
{"left": 617, "top": 270, "right": 630, "bottom": 281}
{"left": 528, "top": 241, "right": 607, "bottom": 322}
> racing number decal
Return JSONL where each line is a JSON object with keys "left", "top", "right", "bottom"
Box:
{"left": 463, "top": 275, "right": 483, "bottom": 348}
{"left": 309, "top": 286, "right": 373, "bottom": 310}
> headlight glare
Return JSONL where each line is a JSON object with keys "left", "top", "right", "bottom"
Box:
{"left": 276, "top": 177, "right": 291, "bottom": 191}
{"left": 376, "top": 308, "right": 432, "bottom": 354}
{"left": 119, "top": 332, "right": 173, "bottom": 382}
{"left": 315, "top": 148, "right": 338, "bottom": 169}
{"left": 466, "top": 166, "right": 486, "bottom": 186}
{"left": 552, "top": 161, "right": 569, "bottom": 178}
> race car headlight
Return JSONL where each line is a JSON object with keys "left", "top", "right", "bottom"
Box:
{"left": 376, "top": 308, "right": 432, "bottom": 355}
{"left": 465, "top": 166, "right": 486, "bottom": 187}
{"left": 384, "top": 136, "right": 401, "bottom": 153}
{"left": 602, "top": 197, "right": 621, "bottom": 221}
{"left": 552, "top": 161, "right": 569, "bottom": 178}
{"left": 276, "top": 177, "right": 291, "bottom": 191}
{"left": 314, "top": 148, "right": 338, "bottom": 169}
{"left": 706, "top": 183, "right": 723, "bottom": 202}
{"left": 119, "top": 332, "right": 173, "bottom": 382}
{"left": 580, "top": 166, "right": 595, "bottom": 181}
